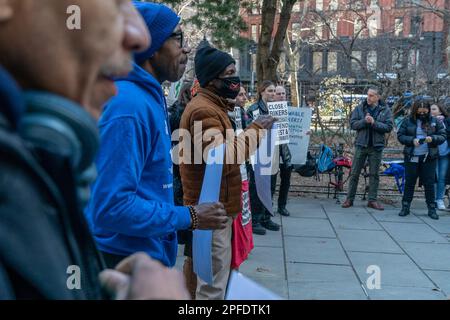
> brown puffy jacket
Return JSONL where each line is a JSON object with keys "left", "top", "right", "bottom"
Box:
{"left": 179, "top": 88, "right": 264, "bottom": 216}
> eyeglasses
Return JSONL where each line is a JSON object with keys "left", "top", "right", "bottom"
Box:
{"left": 170, "top": 31, "right": 184, "bottom": 48}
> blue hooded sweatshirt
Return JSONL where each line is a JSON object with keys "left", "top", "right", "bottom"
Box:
{"left": 84, "top": 63, "right": 191, "bottom": 267}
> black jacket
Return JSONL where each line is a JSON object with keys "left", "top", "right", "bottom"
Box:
{"left": 397, "top": 115, "right": 446, "bottom": 161}
{"left": 0, "top": 68, "right": 105, "bottom": 300}
{"left": 350, "top": 100, "right": 393, "bottom": 149}
{"left": 247, "top": 99, "right": 292, "bottom": 166}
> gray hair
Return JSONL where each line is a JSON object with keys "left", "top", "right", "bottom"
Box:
{"left": 368, "top": 86, "right": 381, "bottom": 95}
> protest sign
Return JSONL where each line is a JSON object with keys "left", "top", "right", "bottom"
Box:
{"left": 288, "top": 107, "right": 312, "bottom": 165}
{"left": 193, "top": 144, "right": 225, "bottom": 285}
{"left": 267, "top": 101, "right": 289, "bottom": 145}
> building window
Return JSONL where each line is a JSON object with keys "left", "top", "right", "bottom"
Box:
{"left": 313, "top": 51, "right": 323, "bottom": 73}
{"left": 408, "top": 49, "right": 420, "bottom": 69}
{"left": 291, "top": 23, "right": 301, "bottom": 42}
{"left": 328, "top": 52, "right": 337, "bottom": 73}
{"left": 354, "top": 18, "right": 364, "bottom": 38}
{"left": 350, "top": 0, "right": 364, "bottom": 10}
{"left": 368, "top": 17, "right": 378, "bottom": 37}
{"left": 314, "top": 24, "right": 323, "bottom": 40}
{"left": 330, "top": 20, "right": 338, "bottom": 37}
{"left": 392, "top": 49, "right": 404, "bottom": 69}
{"left": 395, "top": 0, "right": 407, "bottom": 7}
{"left": 251, "top": 24, "right": 258, "bottom": 42}
{"left": 367, "top": 51, "right": 377, "bottom": 71}
{"left": 394, "top": 18, "right": 403, "bottom": 37}
{"left": 410, "top": 16, "right": 421, "bottom": 36}
{"left": 316, "top": 0, "right": 323, "bottom": 11}
{"left": 251, "top": 0, "right": 262, "bottom": 14}
{"left": 352, "top": 51, "right": 362, "bottom": 71}
{"left": 329, "top": 0, "right": 338, "bottom": 10}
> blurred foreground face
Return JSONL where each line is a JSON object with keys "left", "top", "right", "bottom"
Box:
{"left": 0, "top": 0, "right": 150, "bottom": 118}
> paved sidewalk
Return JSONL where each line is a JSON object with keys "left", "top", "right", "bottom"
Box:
{"left": 177, "top": 197, "right": 450, "bottom": 300}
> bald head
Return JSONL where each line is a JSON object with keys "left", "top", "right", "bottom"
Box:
{"left": 275, "top": 85, "right": 287, "bottom": 102}
{"left": 0, "top": 0, "right": 150, "bottom": 118}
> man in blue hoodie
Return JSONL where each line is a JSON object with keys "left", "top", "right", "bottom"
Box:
{"left": 85, "top": 2, "right": 228, "bottom": 269}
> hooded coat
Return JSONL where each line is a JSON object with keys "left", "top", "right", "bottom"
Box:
{"left": 84, "top": 63, "right": 191, "bottom": 267}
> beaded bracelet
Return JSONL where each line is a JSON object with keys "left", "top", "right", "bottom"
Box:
{"left": 188, "top": 206, "right": 199, "bottom": 230}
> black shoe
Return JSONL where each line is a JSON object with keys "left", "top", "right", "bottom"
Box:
{"left": 261, "top": 219, "right": 280, "bottom": 232}
{"left": 399, "top": 201, "right": 411, "bottom": 217}
{"left": 278, "top": 207, "right": 290, "bottom": 217}
{"left": 252, "top": 223, "right": 267, "bottom": 235}
{"left": 428, "top": 203, "right": 440, "bottom": 220}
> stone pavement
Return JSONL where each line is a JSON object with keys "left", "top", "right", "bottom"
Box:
{"left": 177, "top": 198, "right": 450, "bottom": 300}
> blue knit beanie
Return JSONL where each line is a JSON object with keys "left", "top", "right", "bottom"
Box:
{"left": 133, "top": 1, "right": 181, "bottom": 65}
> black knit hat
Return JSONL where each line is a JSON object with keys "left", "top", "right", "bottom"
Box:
{"left": 194, "top": 39, "right": 236, "bottom": 88}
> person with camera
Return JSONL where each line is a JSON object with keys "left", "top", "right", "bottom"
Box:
{"left": 397, "top": 100, "right": 447, "bottom": 220}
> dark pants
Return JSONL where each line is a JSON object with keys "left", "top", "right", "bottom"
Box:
{"left": 271, "top": 163, "right": 292, "bottom": 209}
{"left": 346, "top": 146, "right": 383, "bottom": 202}
{"left": 403, "top": 156, "right": 437, "bottom": 205}
{"left": 101, "top": 251, "right": 128, "bottom": 269}
{"left": 248, "top": 164, "right": 271, "bottom": 224}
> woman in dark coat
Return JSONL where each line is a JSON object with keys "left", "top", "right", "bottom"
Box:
{"left": 397, "top": 99, "right": 447, "bottom": 220}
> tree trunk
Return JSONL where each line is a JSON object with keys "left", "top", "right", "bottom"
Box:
{"left": 444, "top": 0, "right": 450, "bottom": 73}
{"left": 257, "top": 0, "right": 298, "bottom": 85}
{"left": 257, "top": 0, "right": 277, "bottom": 85}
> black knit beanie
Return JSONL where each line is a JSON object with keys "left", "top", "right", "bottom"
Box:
{"left": 194, "top": 40, "right": 236, "bottom": 88}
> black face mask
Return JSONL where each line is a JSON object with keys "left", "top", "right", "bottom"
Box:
{"left": 217, "top": 77, "right": 241, "bottom": 99}
{"left": 417, "top": 113, "right": 428, "bottom": 122}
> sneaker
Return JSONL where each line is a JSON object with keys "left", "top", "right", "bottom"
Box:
{"left": 252, "top": 223, "right": 266, "bottom": 235}
{"left": 261, "top": 219, "right": 280, "bottom": 232}
{"left": 437, "top": 200, "right": 446, "bottom": 211}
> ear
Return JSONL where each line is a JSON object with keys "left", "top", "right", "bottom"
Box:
{"left": 0, "top": 0, "right": 13, "bottom": 22}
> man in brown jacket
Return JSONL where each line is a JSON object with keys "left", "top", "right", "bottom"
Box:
{"left": 179, "top": 41, "right": 276, "bottom": 299}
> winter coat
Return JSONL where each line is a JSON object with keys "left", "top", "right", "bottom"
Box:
{"left": 180, "top": 88, "right": 264, "bottom": 217}
{"left": 397, "top": 115, "right": 446, "bottom": 161}
{"left": 350, "top": 99, "right": 393, "bottom": 149}
{"left": 84, "top": 63, "right": 191, "bottom": 267}
{"left": 0, "top": 67, "right": 105, "bottom": 299}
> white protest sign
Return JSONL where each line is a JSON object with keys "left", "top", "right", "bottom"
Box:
{"left": 267, "top": 101, "right": 289, "bottom": 145}
{"left": 288, "top": 107, "right": 312, "bottom": 165}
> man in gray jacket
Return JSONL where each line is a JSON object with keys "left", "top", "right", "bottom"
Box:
{"left": 342, "top": 87, "right": 393, "bottom": 210}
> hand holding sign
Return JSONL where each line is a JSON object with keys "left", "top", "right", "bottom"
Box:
{"left": 254, "top": 115, "right": 277, "bottom": 129}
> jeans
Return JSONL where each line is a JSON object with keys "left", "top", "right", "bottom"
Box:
{"left": 271, "top": 163, "right": 292, "bottom": 209}
{"left": 435, "top": 155, "right": 449, "bottom": 201}
{"left": 346, "top": 147, "right": 383, "bottom": 202}
{"left": 403, "top": 156, "right": 437, "bottom": 205}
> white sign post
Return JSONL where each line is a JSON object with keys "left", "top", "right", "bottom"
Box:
{"left": 288, "top": 107, "right": 312, "bottom": 165}
{"left": 267, "top": 101, "right": 289, "bottom": 145}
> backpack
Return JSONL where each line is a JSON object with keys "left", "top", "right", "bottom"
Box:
{"left": 294, "top": 151, "right": 317, "bottom": 177}
{"left": 317, "top": 144, "right": 336, "bottom": 173}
